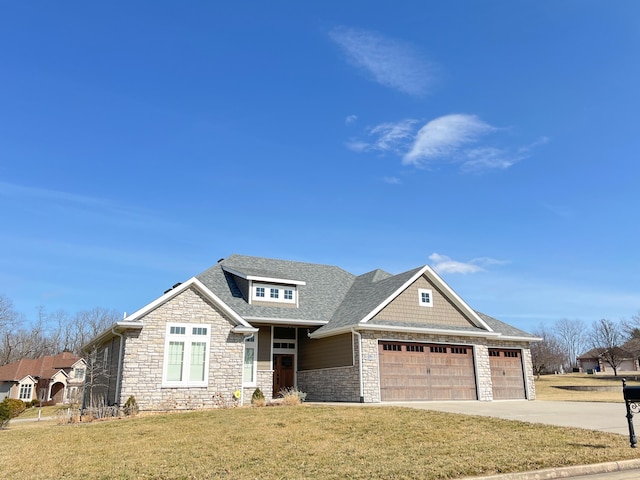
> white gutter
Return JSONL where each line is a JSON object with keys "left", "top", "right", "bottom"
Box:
{"left": 232, "top": 326, "right": 259, "bottom": 334}
{"left": 243, "top": 317, "right": 327, "bottom": 326}
{"left": 351, "top": 328, "right": 365, "bottom": 403}
{"left": 356, "top": 324, "right": 502, "bottom": 338}
{"left": 311, "top": 323, "right": 502, "bottom": 339}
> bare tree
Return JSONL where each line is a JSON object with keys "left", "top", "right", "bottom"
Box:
{"left": 0, "top": 295, "right": 120, "bottom": 365}
{"left": 622, "top": 311, "right": 640, "bottom": 339}
{"left": 590, "top": 318, "right": 626, "bottom": 376}
{"left": 530, "top": 325, "right": 565, "bottom": 379}
{"left": 70, "top": 307, "right": 119, "bottom": 355}
{"left": 554, "top": 318, "right": 588, "bottom": 370}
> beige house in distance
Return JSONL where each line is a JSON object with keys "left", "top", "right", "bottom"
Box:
{"left": 0, "top": 352, "right": 86, "bottom": 404}
{"left": 83, "top": 255, "right": 539, "bottom": 411}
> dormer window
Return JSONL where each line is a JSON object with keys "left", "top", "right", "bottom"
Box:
{"left": 418, "top": 288, "right": 433, "bottom": 307}
{"left": 252, "top": 283, "right": 296, "bottom": 304}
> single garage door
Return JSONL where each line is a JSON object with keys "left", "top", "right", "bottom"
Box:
{"left": 617, "top": 359, "right": 636, "bottom": 373}
{"left": 379, "top": 341, "right": 477, "bottom": 401}
{"left": 489, "top": 348, "right": 526, "bottom": 399}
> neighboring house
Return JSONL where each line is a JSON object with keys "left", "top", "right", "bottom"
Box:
{"left": 0, "top": 352, "right": 86, "bottom": 404}
{"left": 578, "top": 344, "right": 640, "bottom": 374}
{"left": 82, "top": 255, "right": 539, "bottom": 411}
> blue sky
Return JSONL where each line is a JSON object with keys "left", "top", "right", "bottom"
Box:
{"left": 1, "top": 1, "right": 639, "bottom": 333}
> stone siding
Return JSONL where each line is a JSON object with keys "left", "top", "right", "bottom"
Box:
{"left": 297, "top": 335, "right": 360, "bottom": 402}
{"left": 119, "top": 287, "right": 246, "bottom": 411}
{"left": 242, "top": 370, "right": 274, "bottom": 405}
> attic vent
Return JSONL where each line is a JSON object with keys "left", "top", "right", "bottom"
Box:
{"left": 163, "top": 282, "right": 183, "bottom": 294}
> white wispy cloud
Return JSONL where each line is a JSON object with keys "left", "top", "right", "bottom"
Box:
{"left": 0, "top": 181, "right": 179, "bottom": 230}
{"left": 329, "top": 26, "right": 436, "bottom": 96}
{"left": 429, "top": 253, "right": 507, "bottom": 274}
{"left": 347, "top": 114, "right": 546, "bottom": 174}
{"left": 345, "top": 114, "right": 358, "bottom": 125}
{"left": 351, "top": 119, "right": 418, "bottom": 154}
{"left": 403, "top": 114, "right": 496, "bottom": 166}
{"left": 383, "top": 176, "right": 401, "bottom": 185}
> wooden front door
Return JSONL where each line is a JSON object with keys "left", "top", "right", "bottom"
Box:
{"left": 273, "top": 354, "right": 295, "bottom": 397}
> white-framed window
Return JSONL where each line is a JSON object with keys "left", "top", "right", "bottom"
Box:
{"left": 74, "top": 367, "right": 85, "bottom": 380}
{"left": 19, "top": 383, "right": 32, "bottom": 401}
{"left": 163, "top": 323, "right": 210, "bottom": 387}
{"left": 418, "top": 288, "right": 433, "bottom": 307}
{"left": 252, "top": 283, "right": 296, "bottom": 304}
{"left": 243, "top": 335, "right": 257, "bottom": 386}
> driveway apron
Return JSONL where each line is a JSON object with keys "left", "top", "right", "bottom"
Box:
{"left": 388, "top": 400, "right": 630, "bottom": 435}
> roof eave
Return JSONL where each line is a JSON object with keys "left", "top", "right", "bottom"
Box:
{"left": 81, "top": 321, "right": 144, "bottom": 352}
{"left": 243, "top": 316, "right": 328, "bottom": 326}
{"left": 222, "top": 266, "right": 307, "bottom": 286}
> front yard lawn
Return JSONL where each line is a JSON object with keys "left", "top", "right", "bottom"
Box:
{"left": 2, "top": 405, "right": 638, "bottom": 479}
{"left": 535, "top": 373, "right": 640, "bottom": 402}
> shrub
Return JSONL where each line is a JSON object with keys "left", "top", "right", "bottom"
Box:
{"left": 3, "top": 398, "right": 27, "bottom": 418}
{"left": 123, "top": 396, "right": 139, "bottom": 417}
{"left": 278, "top": 387, "right": 307, "bottom": 406}
{"left": 251, "top": 388, "right": 266, "bottom": 407}
{"left": 0, "top": 402, "right": 11, "bottom": 428}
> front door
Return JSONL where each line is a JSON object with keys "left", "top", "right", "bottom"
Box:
{"left": 273, "top": 354, "right": 294, "bottom": 397}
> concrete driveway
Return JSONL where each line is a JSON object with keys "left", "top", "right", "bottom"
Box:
{"left": 388, "top": 400, "right": 630, "bottom": 436}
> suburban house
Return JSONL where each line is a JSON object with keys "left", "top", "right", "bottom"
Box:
{"left": 578, "top": 343, "right": 640, "bottom": 374}
{"left": 82, "top": 255, "right": 539, "bottom": 411}
{"left": 0, "top": 352, "right": 86, "bottom": 404}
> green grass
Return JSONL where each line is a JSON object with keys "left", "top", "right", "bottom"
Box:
{"left": 2, "top": 405, "right": 639, "bottom": 479}
{"left": 535, "top": 373, "right": 640, "bottom": 402}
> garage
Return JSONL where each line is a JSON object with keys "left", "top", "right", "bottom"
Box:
{"left": 489, "top": 348, "right": 526, "bottom": 399}
{"left": 378, "top": 341, "right": 477, "bottom": 401}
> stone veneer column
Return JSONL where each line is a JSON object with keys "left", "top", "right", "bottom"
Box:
{"left": 474, "top": 344, "right": 493, "bottom": 401}
{"left": 522, "top": 347, "right": 536, "bottom": 400}
{"left": 359, "top": 332, "right": 381, "bottom": 403}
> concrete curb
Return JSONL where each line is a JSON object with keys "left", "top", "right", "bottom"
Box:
{"left": 461, "top": 458, "right": 640, "bottom": 480}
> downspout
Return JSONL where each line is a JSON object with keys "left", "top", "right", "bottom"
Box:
{"left": 351, "top": 328, "right": 365, "bottom": 403}
{"left": 112, "top": 327, "right": 125, "bottom": 407}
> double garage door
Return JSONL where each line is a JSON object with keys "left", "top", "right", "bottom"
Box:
{"left": 379, "top": 342, "right": 526, "bottom": 401}
{"left": 379, "top": 341, "right": 477, "bottom": 401}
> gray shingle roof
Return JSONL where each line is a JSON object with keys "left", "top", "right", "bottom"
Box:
{"left": 197, "top": 255, "right": 354, "bottom": 323}
{"left": 194, "top": 255, "right": 533, "bottom": 339}
{"left": 316, "top": 266, "right": 423, "bottom": 334}
{"left": 475, "top": 311, "right": 538, "bottom": 339}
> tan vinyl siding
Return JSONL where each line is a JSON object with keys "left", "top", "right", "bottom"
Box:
{"left": 257, "top": 326, "right": 271, "bottom": 369}
{"left": 373, "top": 275, "right": 475, "bottom": 328}
{"left": 298, "top": 332, "right": 353, "bottom": 371}
{"left": 252, "top": 300, "right": 297, "bottom": 309}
